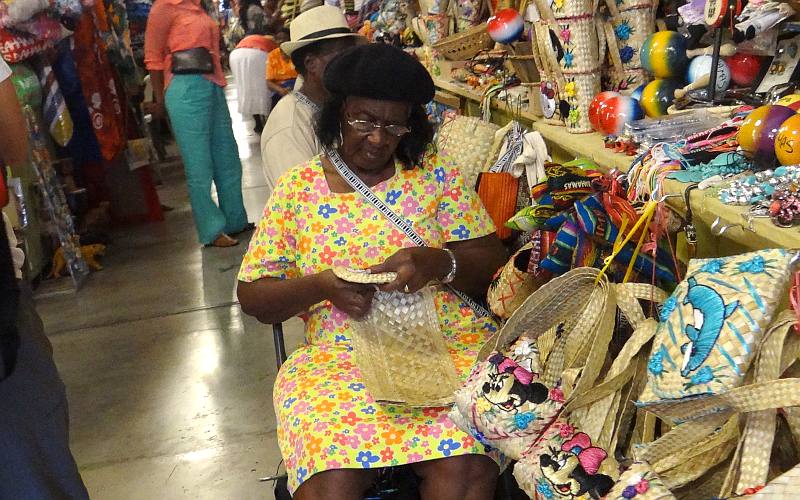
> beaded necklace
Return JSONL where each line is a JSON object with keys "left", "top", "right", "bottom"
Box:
{"left": 718, "top": 166, "right": 800, "bottom": 206}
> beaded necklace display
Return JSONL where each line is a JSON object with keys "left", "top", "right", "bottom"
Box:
{"left": 718, "top": 166, "right": 800, "bottom": 205}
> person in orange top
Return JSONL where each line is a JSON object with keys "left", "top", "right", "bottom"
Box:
{"left": 266, "top": 27, "right": 297, "bottom": 99}
{"left": 144, "top": 0, "right": 252, "bottom": 247}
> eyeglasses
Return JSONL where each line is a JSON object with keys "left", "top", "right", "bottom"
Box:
{"left": 345, "top": 116, "right": 411, "bottom": 138}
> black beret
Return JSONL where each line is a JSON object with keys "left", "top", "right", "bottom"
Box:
{"left": 323, "top": 43, "right": 435, "bottom": 105}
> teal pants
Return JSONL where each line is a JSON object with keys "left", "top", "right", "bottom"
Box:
{"left": 165, "top": 75, "right": 248, "bottom": 244}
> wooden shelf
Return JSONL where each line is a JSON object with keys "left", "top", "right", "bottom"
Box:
{"left": 433, "top": 77, "right": 800, "bottom": 255}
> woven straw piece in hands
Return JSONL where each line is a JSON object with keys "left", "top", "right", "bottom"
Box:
{"left": 333, "top": 266, "right": 397, "bottom": 284}
{"left": 348, "top": 287, "right": 460, "bottom": 406}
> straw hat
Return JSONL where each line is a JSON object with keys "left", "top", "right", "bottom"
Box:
{"left": 280, "top": 5, "right": 361, "bottom": 56}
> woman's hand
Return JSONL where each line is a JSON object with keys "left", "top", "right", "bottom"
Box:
{"left": 143, "top": 100, "right": 166, "bottom": 120}
{"left": 369, "top": 247, "right": 452, "bottom": 294}
{"left": 316, "top": 269, "right": 375, "bottom": 319}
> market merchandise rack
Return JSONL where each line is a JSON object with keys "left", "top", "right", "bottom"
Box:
{"left": 432, "top": 76, "right": 800, "bottom": 256}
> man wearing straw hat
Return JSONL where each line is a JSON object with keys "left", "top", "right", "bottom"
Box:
{"left": 259, "top": 6, "right": 363, "bottom": 193}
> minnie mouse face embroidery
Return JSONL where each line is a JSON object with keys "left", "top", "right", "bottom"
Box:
{"left": 538, "top": 433, "right": 614, "bottom": 499}
{"left": 482, "top": 355, "right": 548, "bottom": 412}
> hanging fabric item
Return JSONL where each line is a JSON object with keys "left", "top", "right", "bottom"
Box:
{"left": 72, "top": 7, "right": 126, "bottom": 161}
{"left": 38, "top": 63, "right": 74, "bottom": 147}
{"left": 51, "top": 38, "right": 102, "bottom": 168}
{"left": 99, "top": 0, "right": 140, "bottom": 92}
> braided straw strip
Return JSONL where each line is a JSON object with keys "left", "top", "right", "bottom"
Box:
{"left": 333, "top": 267, "right": 397, "bottom": 284}
{"left": 658, "top": 418, "right": 739, "bottom": 490}
{"left": 644, "top": 378, "right": 800, "bottom": 422}
{"left": 634, "top": 411, "right": 733, "bottom": 464}
{"left": 731, "top": 312, "right": 796, "bottom": 495}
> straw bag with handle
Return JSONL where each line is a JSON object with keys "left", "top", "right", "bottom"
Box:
{"left": 625, "top": 311, "right": 800, "bottom": 497}
{"left": 450, "top": 268, "right": 617, "bottom": 459}
{"left": 436, "top": 115, "right": 501, "bottom": 191}
{"left": 513, "top": 415, "right": 618, "bottom": 499}
{"left": 638, "top": 249, "right": 794, "bottom": 406}
{"left": 487, "top": 241, "right": 543, "bottom": 319}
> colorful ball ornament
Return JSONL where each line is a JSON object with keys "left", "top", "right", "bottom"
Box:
{"left": 487, "top": 9, "right": 524, "bottom": 44}
{"left": 776, "top": 94, "right": 800, "bottom": 111}
{"left": 641, "top": 31, "right": 688, "bottom": 79}
{"left": 738, "top": 105, "right": 797, "bottom": 158}
{"left": 774, "top": 114, "right": 800, "bottom": 165}
{"left": 630, "top": 83, "right": 646, "bottom": 101}
{"left": 598, "top": 95, "right": 643, "bottom": 136}
{"left": 589, "top": 91, "right": 620, "bottom": 131}
{"left": 686, "top": 55, "right": 731, "bottom": 92}
{"left": 725, "top": 53, "right": 763, "bottom": 87}
{"left": 640, "top": 79, "right": 681, "bottom": 117}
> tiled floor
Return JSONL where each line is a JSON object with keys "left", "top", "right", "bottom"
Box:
{"left": 36, "top": 80, "right": 303, "bottom": 499}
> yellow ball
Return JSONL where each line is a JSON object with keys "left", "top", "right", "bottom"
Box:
{"left": 738, "top": 106, "right": 771, "bottom": 155}
{"left": 775, "top": 114, "right": 800, "bottom": 166}
{"left": 776, "top": 94, "right": 800, "bottom": 111}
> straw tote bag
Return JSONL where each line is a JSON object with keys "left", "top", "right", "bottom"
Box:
{"left": 436, "top": 115, "right": 501, "bottom": 191}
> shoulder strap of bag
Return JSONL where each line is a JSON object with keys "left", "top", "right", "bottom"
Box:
{"left": 293, "top": 91, "right": 320, "bottom": 113}
{"left": 325, "top": 147, "right": 493, "bottom": 318}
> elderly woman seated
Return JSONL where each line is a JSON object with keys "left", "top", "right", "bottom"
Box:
{"left": 237, "top": 43, "right": 508, "bottom": 500}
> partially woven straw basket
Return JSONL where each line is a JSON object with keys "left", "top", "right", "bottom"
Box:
{"left": 433, "top": 23, "right": 494, "bottom": 61}
{"left": 349, "top": 287, "right": 460, "bottom": 406}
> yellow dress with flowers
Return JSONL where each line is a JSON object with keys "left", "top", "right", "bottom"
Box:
{"left": 238, "top": 154, "right": 501, "bottom": 493}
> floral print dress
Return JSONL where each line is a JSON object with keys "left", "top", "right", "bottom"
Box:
{"left": 238, "top": 154, "right": 501, "bottom": 493}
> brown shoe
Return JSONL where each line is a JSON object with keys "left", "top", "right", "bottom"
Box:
{"left": 205, "top": 233, "right": 239, "bottom": 248}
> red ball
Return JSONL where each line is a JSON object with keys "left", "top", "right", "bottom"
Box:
{"left": 589, "top": 91, "right": 619, "bottom": 132}
{"left": 725, "top": 53, "right": 763, "bottom": 87}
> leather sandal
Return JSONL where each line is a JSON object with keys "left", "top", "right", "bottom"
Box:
{"left": 205, "top": 233, "right": 239, "bottom": 248}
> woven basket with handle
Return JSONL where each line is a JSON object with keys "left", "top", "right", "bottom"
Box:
{"left": 433, "top": 23, "right": 494, "bottom": 60}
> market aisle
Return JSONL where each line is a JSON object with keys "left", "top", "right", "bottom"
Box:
{"left": 36, "top": 79, "right": 304, "bottom": 500}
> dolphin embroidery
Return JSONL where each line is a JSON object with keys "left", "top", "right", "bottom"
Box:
{"left": 680, "top": 277, "right": 739, "bottom": 377}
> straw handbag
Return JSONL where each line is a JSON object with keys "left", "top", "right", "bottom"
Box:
{"left": 487, "top": 241, "right": 541, "bottom": 319}
{"left": 638, "top": 249, "right": 793, "bottom": 406}
{"left": 605, "top": 462, "right": 677, "bottom": 499}
{"left": 436, "top": 115, "right": 501, "bottom": 190}
{"left": 513, "top": 416, "right": 618, "bottom": 499}
{"left": 451, "top": 268, "right": 617, "bottom": 458}
{"left": 627, "top": 311, "right": 800, "bottom": 496}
